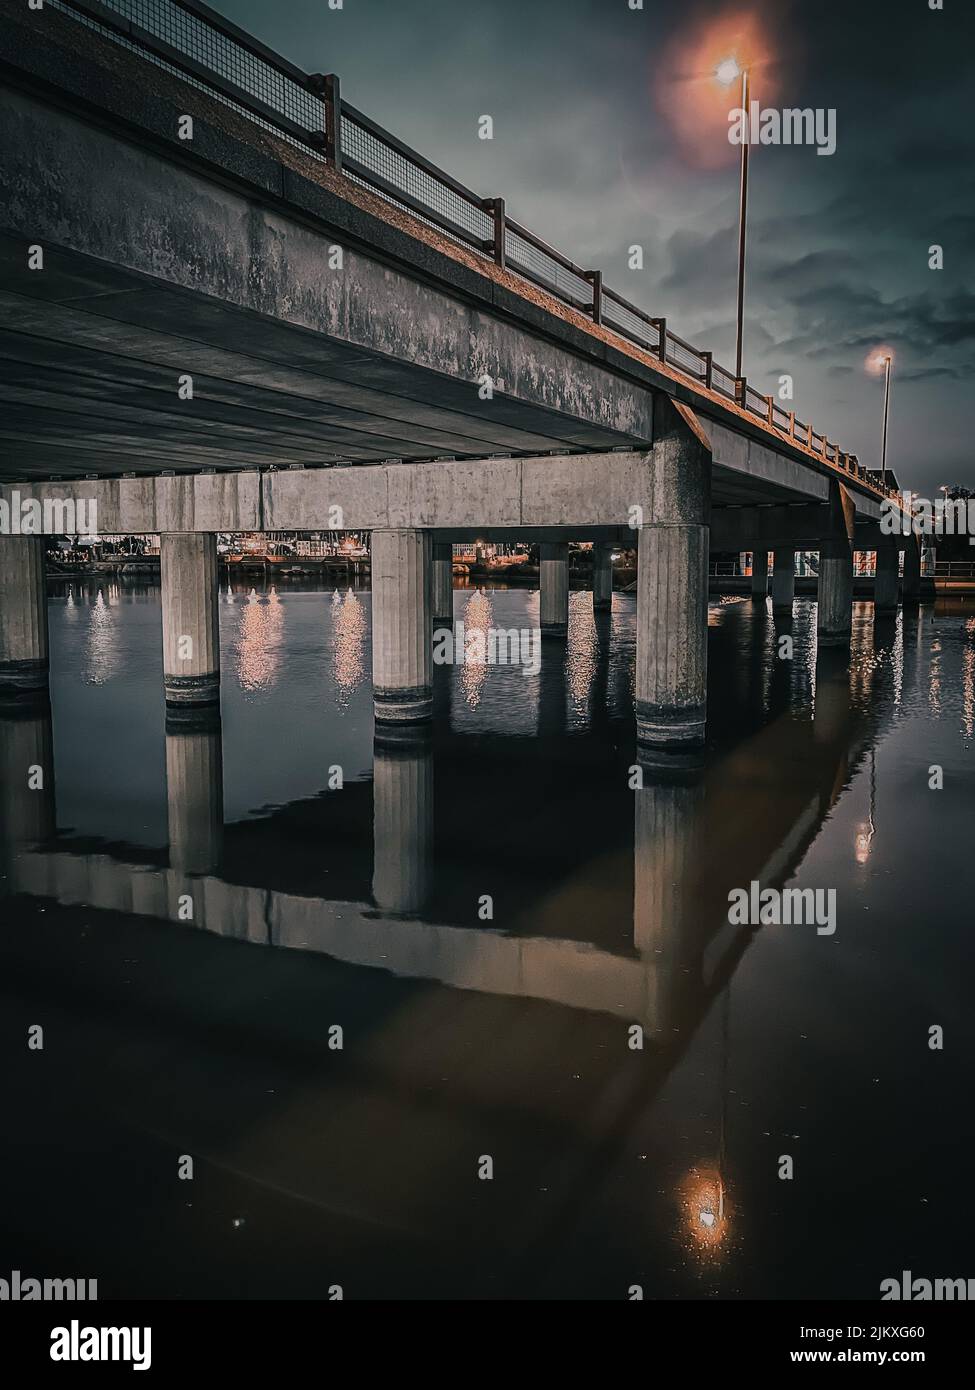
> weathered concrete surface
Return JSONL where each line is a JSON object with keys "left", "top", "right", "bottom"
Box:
{"left": 160, "top": 533, "right": 220, "bottom": 711}
{"left": 635, "top": 401, "right": 710, "bottom": 753}
{"left": 818, "top": 481, "right": 856, "bottom": 646}
{"left": 592, "top": 542, "right": 613, "bottom": 611}
{"left": 751, "top": 549, "right": 769, "bottom": 598}
{"left": 0, "top": 535, "right": 48, "bottom": 694}
{"left": 432, "top": 542, "right": 454, "bottom": 625}
{"left": 371, "top": 529, "right": 432, "bottom": 727}
{"left": 539, "top": 542, "right": 569, "bottom": 637}
{"left": 874, "top": 537, "right": 900, "bottom": 614}
{"left": 771, "top": 549, "right": 796, "bottom": 613}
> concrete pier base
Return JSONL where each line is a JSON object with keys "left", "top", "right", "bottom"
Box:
{"left": 161, "top": 533, "right": 220, "bottom": 717}
{"left": 0, "top": 536, "right": 49, "bottom": 698}
{"left": 592, "top": 542, "right": 613, "bottom": 612}
{"left": 751, "top": 549, "right": 769, "bottom": 599}
{"left": 902, "top": 535, "right": 922, "bottom": 602}
{"left": 166, "top": 716, "right": 224, "bottom": 875}
{"left": 874, "top": 539, "right": 899, "bottom": 615}
{"left": 539, "top": 542, "right": 569, "bottom": 637}
{"left": 432, "top": 541, "right": 453, "bottom": 626}
{"left": 634, "top": 398, "right": 711, "bottom": 757}
{"left": 771, "top": 549, "right": 795, "bottom": 612}
{"left": 818, "top": 549, "right": 855, "bottom": 646}
{"left": 372, "top": 739, "right": 433, "bottom": 915}
{"left": 372, "top": 528, "right": 433, "bottom": 730}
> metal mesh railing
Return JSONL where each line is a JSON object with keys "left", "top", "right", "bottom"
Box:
{"left": 45, "top": 0, "right": 893, "bottom": 502}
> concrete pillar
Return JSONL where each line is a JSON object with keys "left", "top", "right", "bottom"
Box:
{"left": 0, "top": 536, "right": 49, "bottom": 698}
{"left": 432, "top": 542, "right": 453, "bottom": 626}
{"left": 371, "top": 528, "right": 432, "bottom": 730}
{"left": 166, "top": 716, "right": 224, "bottom": 875}
{"left": 0, "top": 703, "right": 56, "bottom": 851}
{"left": 592, "top": 542, "right": 613, "bottom": 612}
{"left": 372, "top": 739, "right": 433, "bottom": 915}
{"left": 751, "top": 548, "right": 769, "bottom": 598}
{"left": 539, "top": 542, "right": 569, "bottom": 637}
{"left": 902, "top": 535, "right": 922, "bottom": 602}
{"left": 160, "top": 533, "right": 220, "bottom": 717}
{"left": 771, "top": 548, "right": 795, "bottom": 612}
{"left": 874, "top": 538, "right": 899, "bottom": 614}
{"left": 635, "top": 398, "right": 710, "bottom": 756}
{"left": 817, "top": 481, "right": 856, "bottom": 647}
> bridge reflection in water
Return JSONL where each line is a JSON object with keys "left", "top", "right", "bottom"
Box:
{"left": 0, "top": 589, "right": 957, "bottom": 1298}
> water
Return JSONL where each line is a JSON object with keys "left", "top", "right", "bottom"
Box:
{"left": 1, "top": 579, "right": 973, "bottom": 1299}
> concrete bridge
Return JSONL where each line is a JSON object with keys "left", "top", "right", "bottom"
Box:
{"left": 0, "top": 0, "right": 921, "bottom": 757}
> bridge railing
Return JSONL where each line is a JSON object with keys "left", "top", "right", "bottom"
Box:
{"left": 49, "top": 0, "right": 900, "bottom": 503}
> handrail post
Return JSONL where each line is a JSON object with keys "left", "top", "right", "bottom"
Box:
{"left": 788, "top": 410, "right": 796, "bottom": 438}
{"left": 735, "top": 375, "right": 747, "bottom": 405}
{"left": 650, "top": 318, "right": 667, "bottom": 362}
{"left": 483, "top": 197, "right": 506, "bottom": 268}
{"left": 766, "top": 396, "right": 774, "bottom": 425}
{"left": 701, "top": 351, "right": 713, "bottom": 389}
{"left": 309, "top": 72, "right": 342, "bottom": 169}
{"left": 585, "top": 270, "right": 603, "bottom": 325}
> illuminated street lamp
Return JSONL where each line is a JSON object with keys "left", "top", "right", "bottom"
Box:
{"left": 715, "top": 55, "right": 749, "bottom": 380}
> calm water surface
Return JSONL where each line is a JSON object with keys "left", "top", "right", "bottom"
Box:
{"left": 1, "top": 579, "right": 973, "bottom": 1299}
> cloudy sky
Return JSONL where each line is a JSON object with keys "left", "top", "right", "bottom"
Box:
{"left": 221, "top": 0, "right": 973, "bottom": 494}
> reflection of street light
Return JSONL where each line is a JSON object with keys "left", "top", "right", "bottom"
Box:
{"left": 715, "top": 55, "right": 749, "bottom": 379}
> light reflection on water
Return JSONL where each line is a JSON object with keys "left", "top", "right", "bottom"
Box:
{"left": 2, "top": 579, "right": 974, "bottom": 1298}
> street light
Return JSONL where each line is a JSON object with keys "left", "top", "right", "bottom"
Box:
{"left": 866, "top": 348, "right": 894, "bottom": 487}
{"left": 715, "top": 55, "right": 749, "bottom": 381}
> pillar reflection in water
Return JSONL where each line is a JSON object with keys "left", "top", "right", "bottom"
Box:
{"left": 372, "top": 736, "right": 434, "bottom": 917}
{"left": 633, "top": 771, "right": 704, "bottom": 1035}
{"left": 165, "top": 713, "right": 224, "bottom": 876}
{"left": 0, "top": 699, "right": 56, "bottom": 851}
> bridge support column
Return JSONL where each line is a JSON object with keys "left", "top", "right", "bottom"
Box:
{"left": 0, "top": 536, "right": 49, "bottom": 699}
{"left": 372, "top": 739, "right": 433, "bottom": 915}
{"left": 166, "top": 714, "right": 224, "bottom": 876}
{"left": 902, "top": 534, "right": 922, "bottom": 602}
{"left": 635, "top": 399, "right": 710, "bottom": 758}
{"left": 817, "top": 482, "right": 856, "bottom": 647}
{"left": 751, "top": 549, "right": 769, "bottom": 598}
{"left": 874, "top": 538, "right": 899, "bottom": 614}
{"left": 771, "top": 549, "right": 795, "bottom": 612}
{"left": 432, "top": 541, "right": 453, "bottom": 626}
{"left": 372, "top": 528, "right": 432, "bottom": 731}
{"left": 161, "top": 533, "right": 220, "bottom": 718}
{"left": 592, "top": 542, "right": 613, "bottom": 612}
{"left": 540, "top": 542, "right": 569, "bottom": 637}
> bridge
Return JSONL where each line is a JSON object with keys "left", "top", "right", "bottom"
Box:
{"left": 0, "top": 0, "right": 921, "bottom": 757}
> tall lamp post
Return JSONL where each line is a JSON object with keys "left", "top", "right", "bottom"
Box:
{"left": 715, "top": 57, "right": 749, "bottom": 381}
{"left": 880, "top": 353, "right": 892, "bottom": 488}
{"left": 866, "top": 348, "right": 895, "bottom": 489}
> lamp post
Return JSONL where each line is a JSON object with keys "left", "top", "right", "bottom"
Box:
{"left": 716, "top": 57, "right": 749, "bottom": 380}
{"left": 881, "top": 353, "right": 892, "bottom": 488}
